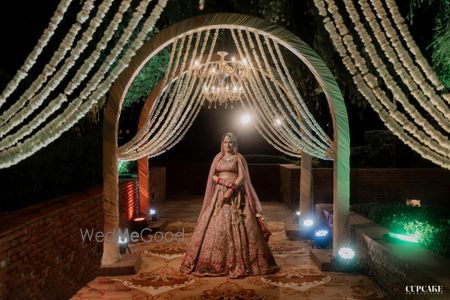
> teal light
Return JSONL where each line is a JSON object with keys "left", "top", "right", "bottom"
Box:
{"left": 388, "top": 232, "right": 419, "bottom": 243}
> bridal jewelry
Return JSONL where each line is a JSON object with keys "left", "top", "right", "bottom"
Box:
{"left": 222, "top": 154, "right": 235, "bottom": 163}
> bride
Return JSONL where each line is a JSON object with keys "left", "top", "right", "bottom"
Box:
{"left": 179, "top": 132, "right": 281, "bottom": 278}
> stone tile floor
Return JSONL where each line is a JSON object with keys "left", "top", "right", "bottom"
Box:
{"left": 71, "top": 197, "right": 387, "bottom": 299}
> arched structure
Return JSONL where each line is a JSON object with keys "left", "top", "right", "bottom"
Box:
{"left": 103, "top": 13, "right": 350, "bottom": 264}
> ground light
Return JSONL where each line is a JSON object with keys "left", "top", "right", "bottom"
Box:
{"left": 118, "top": 235, "right": 130, "bottom": 255}
{"left": 293, "top": 211, "right": 301, "bottom": 224}
{"left": 131, "top": 216, "right": 147, "bottom": 232}
{"left": 313, "top": 228, "right": 331, "bottom": 249}
{"left": 303, "top": 218, "right": 314, "bottom": 228}
{"left": 333, "top": 245, "right": 359, "bottom": 272}
{"left": 387, "top": 232, "right": 420, "bottom": 243}
{"left": 149, "top": 208, "right": 158, "bottom": 222}
{"left": 299, "top": 216, "right": 315, "bottom": 239}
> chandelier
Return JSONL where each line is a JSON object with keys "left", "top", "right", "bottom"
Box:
{"left": 194, "top": 51, "right": 249, "bottom": 108}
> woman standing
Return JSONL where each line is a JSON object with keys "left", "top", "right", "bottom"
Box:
{"left": 179, "top": 132, "right": 280, "bottom": 278}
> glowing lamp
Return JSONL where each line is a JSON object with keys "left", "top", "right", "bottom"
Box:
{"left": 293, "top": 211, "right": 301, "bottom": 224}
{"left": 337, "top": 246, "right": 356, "bottom": 260}
{"left": 131, "top": 216, "right": 148, "bottom": 233}
{"left": 388, "top": 232, "right": 419, "bottom": 243}
{"left": 312, "top": 228, "right": 331, "bottom": 249}
{"left": 303, "top": 219, "right": 314, "bottom": 227}
{"left": 149, "top": 208, "right": 158, "bottom": 222}
{"left": 315, "top": 229, "right": 329, "bottom": 237}
{"left": 118, "top": 236, "right": 129, "bottom": 255}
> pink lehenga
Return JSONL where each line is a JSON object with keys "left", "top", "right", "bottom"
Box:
{"left": 179, "top": 150, "right": 281, "bottom": 278}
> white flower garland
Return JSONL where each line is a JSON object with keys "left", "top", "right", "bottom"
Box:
{"left": 232, "top": 29, "right": 328, "bottom": 158}
{"left": 313, "top": 0, "right": 450, "bottom": 169}
{"left": 0, "top": 0, "right": 168, "bottom": 169}
{"left": 383, "top": 0, "right": 445, "bottom": 91}
{"left": 119, "top": 30, "right": 218, "bottom": 159}
{"left": 357, "top": 0, "right": 450, "bottom": 131}
{"left": 0, "top": 0, "right": 73, "bottom": 109}
{"left": 0, "top": 0, "right": 125, "bottom": 147}
{"left": 244, "top": 30, "right": 330, "bottom": 155}
{"left": 0, "top": 0, "right": 97, "bottom": 129}
{"left": 338, "top": 0, "right": 450, "bottom": 150}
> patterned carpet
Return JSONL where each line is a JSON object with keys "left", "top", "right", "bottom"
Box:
{"left": 71, "top": 221, "right": 386, "bottom": 299}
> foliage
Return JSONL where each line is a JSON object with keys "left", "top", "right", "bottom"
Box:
{"left": 122, "top": 47, "right": 170, "bottom": 109}
{"left": 352, "top": 202, "right": 450, "bottom": 257}
{"left": 408, "top": 0, "right": 450, "bottom": 89}
{"left": 118, "top": 160, "right": 137, "bottom": 175}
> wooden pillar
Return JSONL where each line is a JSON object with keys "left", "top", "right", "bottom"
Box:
{"left": 299, "top": 151, "right": 312, "bottom": 216}
{"left": 138, "top": 157, "right": 149, "bottom": 216}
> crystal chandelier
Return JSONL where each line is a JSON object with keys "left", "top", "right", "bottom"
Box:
{"left": 194, "top": 51, "right": 249, "bottom": 108}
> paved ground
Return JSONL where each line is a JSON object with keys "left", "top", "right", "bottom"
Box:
{"left": 71, "top": 197, "right": 386, "bottom": 299}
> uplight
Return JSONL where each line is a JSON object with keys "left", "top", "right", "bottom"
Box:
{"left": 388, "top": 232, "right": 419, "bottom": 243}
{"left": 315, "top": 229, "right": 329, "bottom": 237}
{"left": 337, "top": 246, "right": 356, "bottom": 260}
{"left": 303, "top": 219, "right": 314, "bottom": 227}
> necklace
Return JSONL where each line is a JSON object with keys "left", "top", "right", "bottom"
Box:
{"left": 222, "top": 154, "right": 235, "bottom": 163}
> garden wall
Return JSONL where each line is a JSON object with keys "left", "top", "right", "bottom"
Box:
{"left": 153, "top": 163, "right": 450, "bottom": 208}
{"left": 157, "top": 162, "right": 282, "bottom": 201}
{"left": 281, "top": 166, "right": 450, "bottom": 210}
{"left": 0, "top": 187, "right": 103, "bottom": 300}
{"left": 316, "top": 204, "right": 449, "bottom": 299}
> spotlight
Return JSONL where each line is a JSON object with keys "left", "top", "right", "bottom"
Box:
{"left": 334, "top": 245, "right": 358, "bottom": 272}
{"left": 303, "top": 218, "right": 314, "bottom": 227}
{"left": 387, "top": 232, "right": 419, "bottom": 243}
{"left": 149, "top": 208, "right": 158, "bottom": 222}
{"left": 313, "top": 228, "right": 331, "bottom": 249}
{"left": 315, "top": 229, "right": 329, "bottom": 237}
{"left": 274, "top": 118, "right": 282, "bottom": 126}
{"left": 118, "top": 235, "right": 130, "bottom": 255}
{"left": 293, "top": 211, "right": 301, "bottom": 224}
{"left": 337, "top": 246, "right": 356, "bottom": 260}
{"left": 131, "top": 216, "right": 147, "bottom": 232}
{"left": 240, "top": 114, "right": 252, "bottom": 125}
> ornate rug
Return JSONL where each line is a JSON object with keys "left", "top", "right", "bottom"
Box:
{"left": 72, "top": 221, "right": 386, "bottom": 299}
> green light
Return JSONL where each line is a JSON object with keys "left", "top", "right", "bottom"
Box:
{"left": 388, "top": 232, "right": 419, "bottom": 243}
